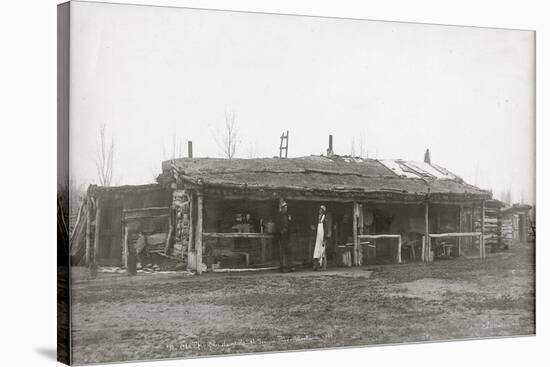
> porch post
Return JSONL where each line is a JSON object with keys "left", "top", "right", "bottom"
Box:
{"left": 481, "top": 200, "right": 486, "bottom": 259}
{"left": 458, "top": 204, "right": 463, "bottom": 256}
{"left": 397, "top": 236, "right": 402, "bottom": 264}
{"left": 260, "top": 206, "right": 267, "bottom": 265}
{"left": 187, "top": 192, "right": 195, "bottom": 260}
{"left": 352, "top": 201, "right": 359, "bottom": 266}
{"left": 196, "top": 192, "right": 204, "bottom": 274}
{"left": 424, "top": 201, "right": 430, "bottom": 262}
{"left": 260, "top": 236, "right": 267, "bottom": 265}
{"left": 122, "top": 224, "right": 129, "bottom": 268}
{"left": 358, "top": 203, "right": 364, "bottom": 266}
{"left": 93, "top": 198, "right": 101, "bottom": 267}
{"left": 421, "top": 236, "right": 425, "bottom": 262}
{"left": 85, "top": 198, "right": 92, "bottom": 266}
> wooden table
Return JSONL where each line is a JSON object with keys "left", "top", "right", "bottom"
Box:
{"left": 422, "top": 232, "right": 483, "bottom": 262}
{"left": 357, "top": 234, "right": 403, "bottom": 264}
{"left": 202, "top": 232, "right": 275, "bottom": 265}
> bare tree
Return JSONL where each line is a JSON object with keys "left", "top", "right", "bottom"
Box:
{"left": 163, "top": 132, "right": 184, "bottom": 160}
{"left": 358, "top": 131, "right": 366, "bottom": 158}
{"left": 69, "top": 176, "right": 86, "bottom": 218}
{"left": 96, "top": 124, "right": 115, "bottom": 186}
{"left": 213, "top": 110, "right": 240, "bottom": 159}
{"left": 150, "top": 168, "right": 159, "bottom": 184}
{"left": 350, "top": 131, "right": 366, "bottom": 158}
{"left": 246, "top": 138, "right": 260, "bottom": 159}
{"left": 504, "top": 186, "right": 512, "bottom": 205}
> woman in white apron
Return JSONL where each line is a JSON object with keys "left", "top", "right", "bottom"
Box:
{"left": 313, "top": 205, "right": 327, "bottom": 270}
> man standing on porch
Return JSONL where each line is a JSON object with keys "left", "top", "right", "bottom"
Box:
{"left": 313, "top": 205, "right": 328, "bottom": 271}
{"left": 276, "top": 200, "right": 292, "bottom": 273}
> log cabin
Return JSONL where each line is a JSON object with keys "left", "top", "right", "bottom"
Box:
{"left": 154, "top": 150, "right": 492, "bottom": 273}
{"left": 71, "top": 146, "right": 519, "bottom": 273}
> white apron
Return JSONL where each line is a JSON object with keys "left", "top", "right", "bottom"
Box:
{"left": 313, "top": 214, "right": 325, "bottom": 261}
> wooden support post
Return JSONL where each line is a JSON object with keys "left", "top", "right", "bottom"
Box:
{"left": 358, "top": 204, "right": 364, "bottom": 266}
{"left": 259, "top": 220, "right": 266, "bottom": 265}
{"left": 260, "top": 239, "right": 267, "bottom": 265}
{"left": 85, "top": 198, "right": 92, "bottom": 266}
{"left": 260, "top": 221, "right": 267, "bottom": 265}
{"left": 421, "top": 236, "right": 426, "bottom": 262}
{"left": 93, "top": 198, "right": 101, "bottom": 267}
{"left": 471, "top": 206, "right": 475, "bottom": 248}
{"left": 123, "top": 224, "right": 129, "bottom": 268}
{"left": 397, "top": 236, "right": 402, "bottom": 264}
{"left": 481, "top": 200, "right": 486, "bottom": 259}
{"left": 352, "top": 201, "right": 359, "bottom": 266}
{"left": 458, "top": 205, "right": 463, "bottom": 256}
{"left": 196, "top": 193, "right": 204, "bottom": 274}
{"left": 322, "top": 242, "right": 327, "bottom": 270}
{"left": 308, "top": 236, "right": 313, "bottom": 261}
{"left": 187, "top": 192, "right": 195, "bottom": 266}
{"left": 424, "top": 201, "right": 430, "bottom": 262}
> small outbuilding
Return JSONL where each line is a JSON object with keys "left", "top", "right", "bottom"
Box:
{"left": 70, "top": 184, "right": 172, "bottom": 266}
{"left": 500, "top": 204, "right": 533, "bottom": 247}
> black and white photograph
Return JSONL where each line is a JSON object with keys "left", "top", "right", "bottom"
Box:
{"left": 3, "top": 0, "right": 545, "bottom": 366}
{"left": 54, "top": 1, "right": 539, "bottom": 365}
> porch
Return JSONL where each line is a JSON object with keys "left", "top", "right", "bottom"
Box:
{"left": 181, "top": 188, "right": 489, "bottom": 274}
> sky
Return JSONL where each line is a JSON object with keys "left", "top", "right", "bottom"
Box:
{"left": 69, "top": 1, "right": 535, "bottom": 204}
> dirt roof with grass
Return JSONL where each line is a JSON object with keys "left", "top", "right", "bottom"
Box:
{"left": 161, "top": 155, "right": 491, "bottom": 200}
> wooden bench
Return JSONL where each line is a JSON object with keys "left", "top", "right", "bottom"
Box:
{"left": 357, "top": 234, "right": 402, "bottom": 264}
{"left": 203, "top": 232, "right": 275, "bottom": 266}
{"left": 422, "top": 232, "right": 483, "bottom": 262}
{"left": 211, "top": 248, "right": 250, "bottom": 267}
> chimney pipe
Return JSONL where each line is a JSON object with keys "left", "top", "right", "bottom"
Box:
{"left": 188, "top": 141, "right": 193, "bottom": 158}
{"left": 424, "top": 148, "right": 431, "bottom": 164}
{"left": 327, "top": 135, "right": 334, "bottom": 157}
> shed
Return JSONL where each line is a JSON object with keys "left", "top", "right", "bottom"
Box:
{"left": 500, "top": 204, "right": 533, "bottom": 247}
{"left": 70, "top": 184, "right": 172, "bottom": 266}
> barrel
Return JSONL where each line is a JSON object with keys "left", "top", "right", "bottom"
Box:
{"left": 264, "top": 221, "right": 276, "bottom": 234}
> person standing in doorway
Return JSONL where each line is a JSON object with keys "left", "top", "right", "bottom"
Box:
{"left": 313, "top": 205, "right": 328, "bottom": 271}
{"left": 277, "top": 200, "right": 292, "bottom": 273}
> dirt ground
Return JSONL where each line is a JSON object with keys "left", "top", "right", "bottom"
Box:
{"left": 70, "top": 242, "right": 535, "bottom": 364}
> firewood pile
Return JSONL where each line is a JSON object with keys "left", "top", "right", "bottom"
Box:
{"left": 473, "top": 205, "right": 501, "bottom": 250}
{"left": 172, "top": 189, "right": 191, "bottom": 255}
{"left": 500, "top": 217, "right": 513, "bottom": 248}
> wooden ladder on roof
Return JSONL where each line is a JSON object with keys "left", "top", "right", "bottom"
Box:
{"left": 279, "top": 130, "right": 289, "bottom": 158}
